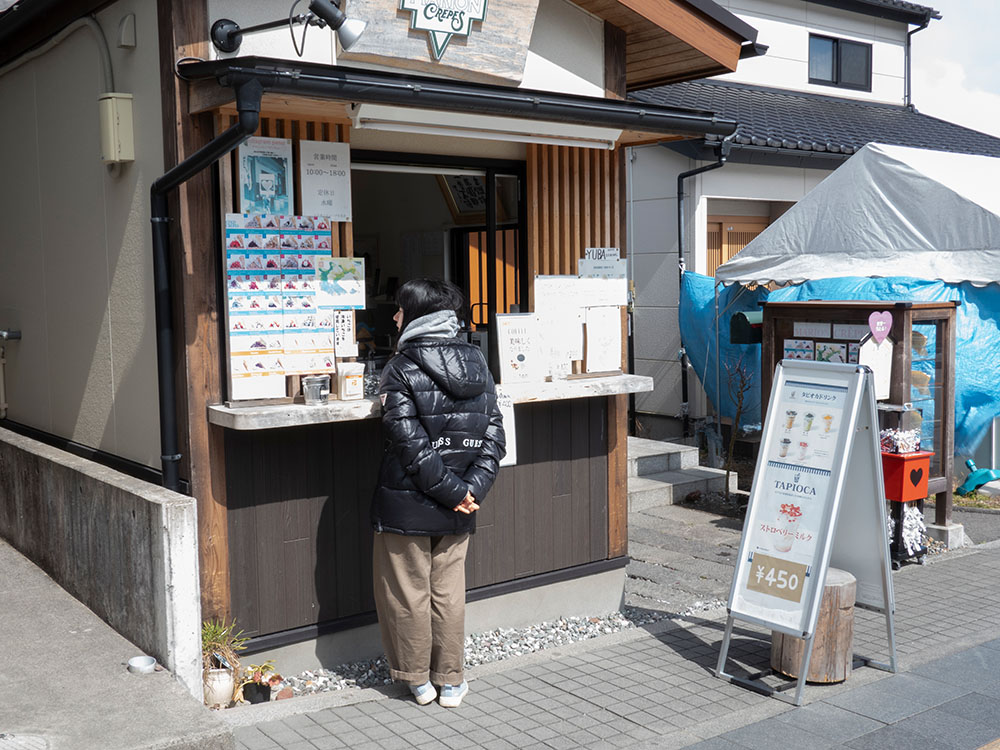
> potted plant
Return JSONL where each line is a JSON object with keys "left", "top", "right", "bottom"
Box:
{"left": 237, "top": 660, "right": 283, "bottom": 704}
{"left": 202, "top": 618, "right": 248, "bottom": 708}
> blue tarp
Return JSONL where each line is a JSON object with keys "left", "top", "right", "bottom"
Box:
{"left": 679, "top": 272, "right": 1000, "bottom": 455}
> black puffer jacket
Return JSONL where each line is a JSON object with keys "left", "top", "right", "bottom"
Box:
{"left": 371, "top": 337, "right": 506, "bottom": 536}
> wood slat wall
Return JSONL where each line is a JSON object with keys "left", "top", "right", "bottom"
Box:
{"left": 225, "top": 399, "right": 608, "bottom": 636}
{"left": 526, "top": 144, "right": 623, "bottom": 298}
{"left": 218, "top": 115, "right": 355, "bottom": 257}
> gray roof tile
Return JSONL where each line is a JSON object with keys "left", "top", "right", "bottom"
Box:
{"left": 631, "top": 79, "right": 1000, "bottom": 159}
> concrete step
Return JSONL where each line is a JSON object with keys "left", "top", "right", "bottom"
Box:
{"left": 627, "top": 436, "right": 700, "bottom": 477}
{"left": 628, "top": 466, "right": 738, "bottom": 512}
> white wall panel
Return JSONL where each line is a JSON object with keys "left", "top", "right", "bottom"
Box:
{"left": 633, "top": 306, "right": 681, "bottom": 362}
{"left": 630, "top": 198, "right": 676, "bottom": 255}
{"left": 0, "top": 0, "right": 164, "bottom": 467}
{"left": 634, "top": 359, "right": 682, "bottom": 416}
{"left": 632, "top": 252, "right": 679, "bottom": 308}
{"left": 522, "top": 0, "right": 604, "bottom": 96}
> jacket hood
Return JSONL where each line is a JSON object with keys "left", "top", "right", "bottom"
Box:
{"left": 399, "top": 339, "right": 490, "bottom": 400}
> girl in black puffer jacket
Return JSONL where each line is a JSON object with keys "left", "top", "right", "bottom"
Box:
{"left": 372, "top": 278, "right": 505, "bottom": 708}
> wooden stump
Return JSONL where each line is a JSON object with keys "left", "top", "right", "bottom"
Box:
{"left": 770, "top": 567, "right": 856, "bottom": 683}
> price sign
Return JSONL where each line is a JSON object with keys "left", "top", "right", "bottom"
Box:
{"left": 745, "top": 553, "right": 807, "bottom": 603}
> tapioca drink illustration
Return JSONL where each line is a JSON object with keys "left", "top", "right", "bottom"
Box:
{"left": 798, "top": 440, "right": 808, "bottom": 460}
{"left": 803, "top": 412, "right": 815, "bottom": 432}
{"left": 779, "top": 438, "right": 791, "bottom": 457}
{"left": 822, "top": 414, "right": 834, "bottom": 433}
{"left": 785, "top": 410, "right": 797, "bottom": 429}
{"left": 774, "top": 503, "right": 802, "bottom": 553}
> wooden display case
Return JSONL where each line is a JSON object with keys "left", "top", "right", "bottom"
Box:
{"left": 760, "top": 301, "right": 958, "bottom": 527}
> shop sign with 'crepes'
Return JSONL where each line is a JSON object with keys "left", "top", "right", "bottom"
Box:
{"left": 399, "top": 0, "right": 489, "bottom": 59}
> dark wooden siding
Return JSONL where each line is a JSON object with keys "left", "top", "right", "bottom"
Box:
{"left": 226, "top": 398, "right": 609, "bottom": 637}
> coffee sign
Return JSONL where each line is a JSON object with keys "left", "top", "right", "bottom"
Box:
{"left": 399, "top": 0, "right": 489, "bottom": 59}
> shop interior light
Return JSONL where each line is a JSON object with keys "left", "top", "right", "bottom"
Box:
{"left": 351, "top": 104, "right": 621, "bottom": 150}
{"left": 211, "top": 0, "right": 367, "bottom": 56}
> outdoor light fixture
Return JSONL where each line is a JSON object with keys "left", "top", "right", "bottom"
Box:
{"left": 211, "top": 0, "right": 367, "bottom": 56}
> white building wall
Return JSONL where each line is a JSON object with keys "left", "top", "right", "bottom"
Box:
{"left": 712, "top": 0, "right": 908, "bottom": 104}
{"left": 0, "top": 0, "right": 164, "bottom": 467}
{"left": 628, "top": 143, "right": 833, "bottom": 431}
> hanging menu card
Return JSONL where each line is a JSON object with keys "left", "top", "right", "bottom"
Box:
{"left": 225, "top": 213, "right": 336, "bottom": 401}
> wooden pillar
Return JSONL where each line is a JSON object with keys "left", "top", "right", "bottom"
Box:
{"left": 157, "top": 0, "right": 231, "bottom": 620}
{"left": 608, "top": 394, "right": 628, "bottom": 557}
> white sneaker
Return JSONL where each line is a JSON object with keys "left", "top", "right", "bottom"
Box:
{"left": 409, "top": 681, "right": 437, "bottom": 706}
{"left": 438, "top": 681, "right": 468, "bottom": 708}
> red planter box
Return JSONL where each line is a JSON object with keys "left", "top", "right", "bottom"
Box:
{"left": 881, "top": 451, "right": 933, "bottom": 502}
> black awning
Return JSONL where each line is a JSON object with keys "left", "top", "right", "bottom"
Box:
{"left": 177, "top": 56, "right": 738, "bottom": 139}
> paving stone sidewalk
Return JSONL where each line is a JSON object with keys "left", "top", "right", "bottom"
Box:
{"left": 231, "top": 542, "right": 1000, "bottom": 750}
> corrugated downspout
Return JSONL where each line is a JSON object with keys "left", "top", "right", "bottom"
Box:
{"left": 149, "top": 78, "right": 263, "bottom": 492}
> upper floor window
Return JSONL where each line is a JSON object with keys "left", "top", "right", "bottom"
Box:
{"left": 808, "top": 34, "right": 871, "bottom": 92}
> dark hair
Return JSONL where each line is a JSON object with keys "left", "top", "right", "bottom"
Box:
{"left": 395, "top": 278, "right": 467, "bottom": 332}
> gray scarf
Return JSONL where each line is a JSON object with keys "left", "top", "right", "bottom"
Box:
{"left": 397, "top": 310, "right": 460, "bottom": 347}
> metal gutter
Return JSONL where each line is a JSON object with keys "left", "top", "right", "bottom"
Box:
{"left": 176, "top": 57, "right": 739, "bottom": 138}
{"left": 674, "top": 136, "right": 732, "bottom": 437}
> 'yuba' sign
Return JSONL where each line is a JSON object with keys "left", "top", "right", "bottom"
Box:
{"left": 399, "top": 0, "right": 488, "bottom": 59}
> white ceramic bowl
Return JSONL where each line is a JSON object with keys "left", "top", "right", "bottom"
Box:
{"left": 128, "top": 655, "right": 156, "bottom": 674}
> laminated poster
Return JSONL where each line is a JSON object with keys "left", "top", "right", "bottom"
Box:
{"left": 317, "top": 257, "right": 366, "bottom": 310}
{"left": 239, "top": 138, "right": 292, "bottom": 215}
{"left": 496, "top": 313, "right": 541, "bottom": 384}
{"left": 738, "top": 376, "right": 848, "bottom": 629}
{"left": 225, "top": 214, "right": 336, "bottom": 400}
{"left": 783, "top": 339, "right": 814, "bottom": 360}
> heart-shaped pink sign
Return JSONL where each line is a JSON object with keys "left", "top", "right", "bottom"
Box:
{"left": 868, "top": 311, "right": 892, "bottom": 344}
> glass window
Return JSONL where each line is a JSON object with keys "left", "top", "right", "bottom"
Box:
{"left": 809, "top": 36, "right": 835, "bottom": 82}
{"left": 808, "top": 34, "right": 871, "bottom": 91}
{"left": 839, "top": 40, "right": 871, "bottom": 89}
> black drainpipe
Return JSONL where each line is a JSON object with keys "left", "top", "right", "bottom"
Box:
{"left": 905, "top": 12, "right": 932, "bottom": 109}
{"left": 149, "top": 78, "right": 263, "bottom": 492}
{"left": 675, "top": 136, "right": 731, "bottom": 438}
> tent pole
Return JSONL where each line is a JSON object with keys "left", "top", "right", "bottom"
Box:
{"left": 715, "top": 282, "right": 722, "bottom": 442}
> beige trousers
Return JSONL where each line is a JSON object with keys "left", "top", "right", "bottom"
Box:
{"left": 372, "top": 531, "right": 469, "bottom": 686}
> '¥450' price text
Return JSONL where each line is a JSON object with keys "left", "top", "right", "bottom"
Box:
{"left": 745, "top": 553, "right": 807, "bottom": 603}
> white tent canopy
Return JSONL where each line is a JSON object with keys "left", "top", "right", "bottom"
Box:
{"left": 715, "top": 142, "right": 1000, "bottom": 286}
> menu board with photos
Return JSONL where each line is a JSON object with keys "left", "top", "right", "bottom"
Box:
{"left": 225, "top": 213, "right": 337, "bottom": 400}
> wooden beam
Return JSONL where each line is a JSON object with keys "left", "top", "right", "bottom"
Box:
{"left": 617, "top": 0, "right": 742, "bottom": 70}
{"left": 604, "top": 22, "right": 627, "bottom": 100}
{"left": 157, "top": 0, "right": 231, "bottom": 622}
{"left": 607, "top": 394, "right": 628, "bottom": 558}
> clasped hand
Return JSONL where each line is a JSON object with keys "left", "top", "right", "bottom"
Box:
{"left": 453, "top": 491, "right": 479, "bottom": 514}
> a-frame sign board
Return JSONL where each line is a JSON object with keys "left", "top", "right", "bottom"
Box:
{"left": 716, "top": 361, "right": 897, "bottom": 706}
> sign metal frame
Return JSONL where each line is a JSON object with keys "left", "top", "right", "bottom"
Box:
{"left": 716, "top": 360, "right": 897, "bottom": 706}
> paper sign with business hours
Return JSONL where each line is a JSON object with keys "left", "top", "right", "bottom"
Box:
{"left": 300, "top": 141, "right": 352, "bottom": 221}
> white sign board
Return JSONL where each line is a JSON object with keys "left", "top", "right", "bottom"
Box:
{"left": 584, "top": 306, "right": 622, "bottom": 373}
{"left": 496, "top": 313, "right": 542, "bottom": 384}
{"left": 718, "top": 360, "right": 896, "bottom": 704}
{"left": 496, "top": 386, "right": 517, "bottom": 467}
{"left": 584, "top": 247, "right": 621, "bottom": 261}
{"left": 858, "top": 334, "right": 893, "bottom": 401}
{"left": 300, "top": 141, "right": 353, "bottom": 221}
{"left": 578, "top": 258, "right": 627, "bottom": 279}
{"left": 534, "top": 275, "right": 628, "bottom": 371}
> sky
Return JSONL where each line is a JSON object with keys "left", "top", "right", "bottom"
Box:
{"left": 911, "top": 0, "right": 1000, "bottom": 138}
